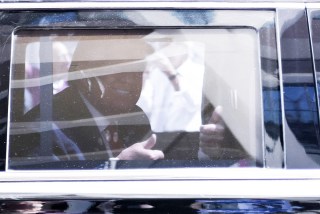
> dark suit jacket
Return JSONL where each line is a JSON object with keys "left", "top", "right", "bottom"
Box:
{"left": 9, "top": 86, "right": 252, "bottom": 169}
{"left": 9, "top": 86, "right": 151, "bottom": 169}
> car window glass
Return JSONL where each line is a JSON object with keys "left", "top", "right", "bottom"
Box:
{"left": 8, "top": 28, "right": 262, "bottom": 169}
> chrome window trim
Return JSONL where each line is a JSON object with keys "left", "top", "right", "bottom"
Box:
{"left": 2, "top": 168, "right": 320, "bottom": 181}
{"left": 4, "top": 30, "right": 14, "bottom": 175}
{"left": 307, "top": 3, "right": 320, "bottom": 9}
{"left": 1, "top": 169, "right": 320, "bottom": 199}
{"left": 1, "top": 180, "right": 320, "bottom": 200}
{"left": 0, "top": 2, "right": 306, "bottom": 10}
{"left": 275, "top": 8, "right": 286, "bottom": 168}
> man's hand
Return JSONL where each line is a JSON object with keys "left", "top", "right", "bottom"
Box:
{"left": 199, "top": 106, "right": 225, "bottom": 158}
{"left": 117, "top": 134, "right": 164, "bottom": 160}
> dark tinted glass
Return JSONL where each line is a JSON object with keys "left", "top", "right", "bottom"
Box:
{"left": 283, "top": 10, "right": 320, "bottom": 168}
{"left": 8, "top": 28, "right": 261, "bottom": 169}
{"left": 0, "top": 9, "right": 277, "bottom": 170}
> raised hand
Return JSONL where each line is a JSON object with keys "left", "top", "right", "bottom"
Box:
{"left": 199, "top": 106, "right": 225, "bottom": 158}
{"left": 117, "top": 134, "right": 164, "bottom": 160}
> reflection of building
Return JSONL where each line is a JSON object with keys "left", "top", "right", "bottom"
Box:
{"left": 281, "top": 11, "right": 320, "bottom": 168}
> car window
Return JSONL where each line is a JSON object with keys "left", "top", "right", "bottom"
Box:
{"left": 295, "top": 9, "right": 320, "bottom": 168}
{"left": 0, "top": 9, "right": 280, "bottom": 170}
{"left": 8, "top": 27, "right": 260, "bottom": 169}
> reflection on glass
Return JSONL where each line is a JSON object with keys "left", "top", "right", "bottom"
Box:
{"left": 138, "top": 38, "right": 205, "bottom": 132}
{"left": 200, "top": 29, "right": 262, "bottom": 164}
{"left": 259, "top": 22, "right": 283, "bottom": 168}
{"left": 282, "top": 11, "right": 320, "bottom": 168}
{"left": 8, "top": 29, "right": 261, "bottom": 169}
{"left": 24, "top": 41, "right": 73, "bottom": 113}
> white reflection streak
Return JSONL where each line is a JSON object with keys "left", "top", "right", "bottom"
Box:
{"left": 11, "top": 48, "right": 189, "bottom": 89}
{"left": 10, "top": 112, "right": 147, "bottom": 135}
{"left": 11, "top": 59, "right": 147, "bottom": 89}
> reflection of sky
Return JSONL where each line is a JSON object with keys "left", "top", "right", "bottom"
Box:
{"left": 263, "top": 89, "right": 281, "bottom": 141}
{"left": 284, "top": 85, "right": 319, "bottom": 148}
{"left": 263, "top": 89, "right": 281, "bottom": 125}
{"left": 263, "top": 85, "right": 319, "bottom": 146}
{"left": 264, "top": 86, "right": 318, "bottom": 124}
{"left": 194, "top": 199, "right": 293, "bottom": 213}
{"left": 284, "top": 86, "right": 318, "bottom": 124}
{"left": 172, "top": 10, "right": 213, "bottom": 25}
{"left": 34, "top": 12, "right": 77, "bottom": 25}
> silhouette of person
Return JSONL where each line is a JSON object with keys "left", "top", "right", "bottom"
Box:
{"left": 9, "top": 32, "right": 164, "bottom": 169}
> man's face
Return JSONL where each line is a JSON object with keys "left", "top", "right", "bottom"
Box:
{"left": 88, "top": 72, "right": 143, "bottom": 115}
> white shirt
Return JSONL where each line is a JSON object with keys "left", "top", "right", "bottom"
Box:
{"left": 138, "top": 42, "right": 205, "bottom": 132}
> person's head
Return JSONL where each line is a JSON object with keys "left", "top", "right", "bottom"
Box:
{"left": 78, "top": 71, "right": 143, "bottom": 115}
{"left": 69, "top": 31, "right": 153, "bottom": 115}
{"left": 26, "top": 41, "right": 71, "bottom": 79}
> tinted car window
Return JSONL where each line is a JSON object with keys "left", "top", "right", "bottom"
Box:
{"left": 295, "top": 9, "right": 320, "bottom": 168}
{"left": 8, "top": 27, "right": 262, "bottom": 169}
{"left": 0, "top": 9, "right": 281, "bottom": 170}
